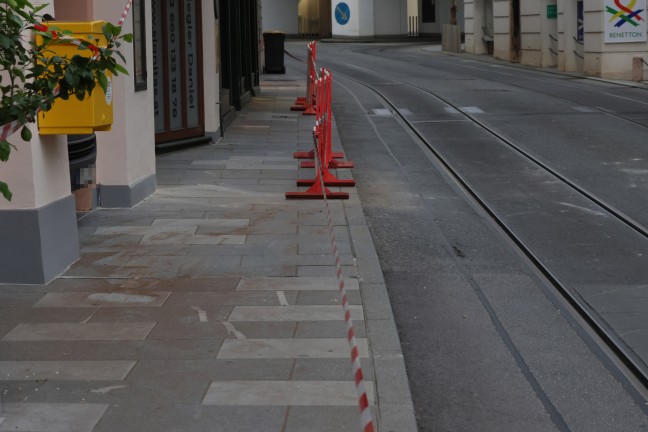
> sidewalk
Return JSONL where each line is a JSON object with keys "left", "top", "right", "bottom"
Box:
{"left": 0, "top": 71, "right": 416, "bottom": 431}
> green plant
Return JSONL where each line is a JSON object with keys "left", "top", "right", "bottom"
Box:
{"left": 0, "top": 0, "right": 132, "bottom": 201}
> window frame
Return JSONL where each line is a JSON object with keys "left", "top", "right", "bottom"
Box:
{"left": 133, "top": 0, "right": 148, "bottom": 92}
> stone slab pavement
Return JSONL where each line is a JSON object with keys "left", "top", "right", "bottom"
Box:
{"left": 0, "top": 70, "right": 417, "bottom": 431}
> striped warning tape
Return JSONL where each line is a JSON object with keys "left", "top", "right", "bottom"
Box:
{"left": 0, "top": 0, "right": 133, "bottom": 143}
{"left": 311, "top": 70, "right": 375, "bottom": 432}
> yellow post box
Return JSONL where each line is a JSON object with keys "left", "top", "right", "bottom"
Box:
{"left": 37, "top": 21, "right": 113, "bottom": 135}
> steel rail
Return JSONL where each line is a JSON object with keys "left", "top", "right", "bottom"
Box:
{"left": 329, "top": 65, "right": 648, "bottom": 389}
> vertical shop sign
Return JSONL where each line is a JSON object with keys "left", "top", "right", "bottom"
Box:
{"left": 152, "top": 0, "right": 165, "bottom": 132}
{"left": 604, "top": 0, "right": 647, "bottom": 43}
{"left": 185, "top": 0, "right": 200, "bottom": 128}
{"left": 168, "top": 0, "right": 183, "bottom": 129}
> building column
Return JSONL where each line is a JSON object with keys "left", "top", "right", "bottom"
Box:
{"left": 92, "top": 0, "right": 157, "bottom": 208}
{"left": 0, "top": 0, "right": 79, "bottom": 284}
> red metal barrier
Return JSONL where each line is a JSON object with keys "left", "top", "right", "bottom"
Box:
{"left": 286, "top": 70, "right": 353, "bottom": 199}
{"left": 291, "top": 41, "right": 317, "bottom": 115}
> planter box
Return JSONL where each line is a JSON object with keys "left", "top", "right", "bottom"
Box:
{"left": 442, "top": 24, "right": 462, "bottom": 53}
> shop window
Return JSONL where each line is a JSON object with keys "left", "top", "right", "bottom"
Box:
{"left": 133, "top": 0, "right": 147, "bottom": 91}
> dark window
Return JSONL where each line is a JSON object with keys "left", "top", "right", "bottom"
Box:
{"left": 422, "top": 0, "right": 436, "bottom": 23}
{"left": 133, "top": 0, "right": 147, "bottom": 91}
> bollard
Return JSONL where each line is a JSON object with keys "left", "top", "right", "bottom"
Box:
{"left": 632, "top": 56, "right": 644, "bottom": 82}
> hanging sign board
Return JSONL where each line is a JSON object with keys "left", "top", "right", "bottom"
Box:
{"left": 547, "top": 5, "right": 557, "bottom": 19}
{"left": 604, "top": 0, "right": 647, "bottom": 43}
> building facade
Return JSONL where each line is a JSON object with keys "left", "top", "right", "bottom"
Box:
{"left": 0, "top": 0, "right": 260, "bottom": 284}
{"left": 262, "top": 0, "right": 464, "bottom": 39}
{"left": 464, "top": 0, "right": 648, "bottom": 81}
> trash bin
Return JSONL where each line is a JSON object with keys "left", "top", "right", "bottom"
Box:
{"left": 263, "top": 31, "right": 286, "bottom": 74}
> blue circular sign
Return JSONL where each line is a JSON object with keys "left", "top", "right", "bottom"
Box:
{"left": 335, "top": 2, "right": 351, "bottom": 26}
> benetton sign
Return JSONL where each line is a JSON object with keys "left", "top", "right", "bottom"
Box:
{"left": 605, "top": 0, "right": 648, "bottom": 43}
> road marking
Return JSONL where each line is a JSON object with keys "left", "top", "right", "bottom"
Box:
{"left": 221, "top": 321, "right": 246, "bottom": 340}
{"left": 460, "top": 106, "right": 485, "bottom": 114}
{"left": 192, "top": 306, "right": 209, "bottom": 322}
{"left": 276, "top": 291, "right": 289, "bottom": 306}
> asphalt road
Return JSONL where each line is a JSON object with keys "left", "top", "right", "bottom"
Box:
{"left": 285, "top": 42, "right": 648, "bottom": 432}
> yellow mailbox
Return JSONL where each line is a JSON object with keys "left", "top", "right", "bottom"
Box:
{"left": 38, "top": 21, "right": 113, "bottom": 135}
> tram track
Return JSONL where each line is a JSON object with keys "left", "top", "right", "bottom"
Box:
{"left": 401, "top": 48, "right": 648, "bottom": 129}
{"left": 324, "top": 60, "right": 648, "bottom": 390}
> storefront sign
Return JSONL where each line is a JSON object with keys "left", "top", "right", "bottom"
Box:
{"left": 605, "top": 0, "right": 647, "bottom": 43}
{"left": 547, "top": 5, "right": 557, "bottom": 19}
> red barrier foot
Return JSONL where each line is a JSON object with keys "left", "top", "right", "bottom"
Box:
{"left": 294, "top": 150, "right": 344, "bottom": 160}
{"left": 286, "top": 182, "right": 349, "bottom": 200}
{"left": 300, "top": 159, "right": 354, "bottom": 169}
{"left": 297, "top": 172, "right": 355, "bottom": 187}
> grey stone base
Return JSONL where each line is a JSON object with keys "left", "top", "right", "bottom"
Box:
{"left": 98, "top": 173, "right": 157, "bottom": 208}
{"left": 0, "top": 195, "right": 79, "bottom": 284}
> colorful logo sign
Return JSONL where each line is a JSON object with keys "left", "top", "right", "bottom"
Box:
{"left": 605, "top": 0, "right": 647, "bottom": 42}
{"left": 335, "top": 2, "right": 351, "bottom": 26}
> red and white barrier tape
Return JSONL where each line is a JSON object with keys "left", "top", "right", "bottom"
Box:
{"left": 116, "top": 0, "right": 134, "bottom": 28}
{"left": 312, "top": 70, "right": 375, "bottom": 432}
{"left": 0, "top": 0, "right": 133, "bottom": 143}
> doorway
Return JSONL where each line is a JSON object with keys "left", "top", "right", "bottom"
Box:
{"left": 510, "top": 0, "right": 521, "bottom": 62}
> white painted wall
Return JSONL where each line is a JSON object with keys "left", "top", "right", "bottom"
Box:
{"left": 374, "top": 0, "right": 408, "bottom": 36}
{"left": 263, "top": 0, "right": 299, "bottom": 33}
{"left": 0, "top": 0, "right": 70, "bottom": 210}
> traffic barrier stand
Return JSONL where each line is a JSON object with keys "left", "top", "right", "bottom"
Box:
{"left": 291, "top": 41, "right": 312, "bottom": 107}
{"left": 298, "top": 68, "right": 355, "bottom": 171}
{"left": 297, "top": 70, "right": 354, "bottom": 187}
{"left": 291, "top": 41, "right": 317, "bottom": 115}
{"left": 286, "top": 70, "right": 353, "bottom": 199}
{"left": 290, "top": 41, "right": 317, "bottom": 114}
{"left": 285, "top": 123, "right": 349, "bottom": 200}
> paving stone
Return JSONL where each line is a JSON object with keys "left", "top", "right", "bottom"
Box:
{"left": 88, "top": 306, "right": 233, "bottom": 324}
{"left": 294, "top": 290, "right": 361, "bottom": 305}
{"left": 93, "top": 405, "right": 287, "bottom": 432}
{"left": 34, "top": 292, "right": 171, "bottom": 308}
{"left": 292, "top": 358, "right": 374, "bottom": 381}
{"left": 0, "top": 293, "right": 44, "bottom": 307}
{"left": 150, "top": 218, "right": 250, "bottom": 227}
{"left": 2, "top": 323, "right": 156, "bottom": 341}
{"left": 297, "top": 265, "right": 358, "bottom": 278}
{"left": 0, "top": 403, "right": 109, "bottom": 432}
{"left": 203, "top": 380, "right": 375, "bottom": 406}
{"left": 0, "top": 341, "right": 74, "bottom": 361}
{"left": 294, "top": 321, "right": 366, "bottom": 339}
{"left": 61, "top": 339, "right": 222, "bottom": 361}
{"left": 127, "top": 358, "right": 292, "bottom": 381}
{"left": 284, "top": 406, "right": 367, "bottom": 432}
{"left": 217, "top": 338, "right": 369, "bottom": 359}
{"left": 0, "top": 360, "right": 136, "bottom": 381}
{"left": 228, "top": 305, "right": 364, "bottom": 321}
{"left": 164, "top": 291, "right": 296, "bottom": 307}
{"left": 237, "top": 276, "right": 359, "bottom": 291}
